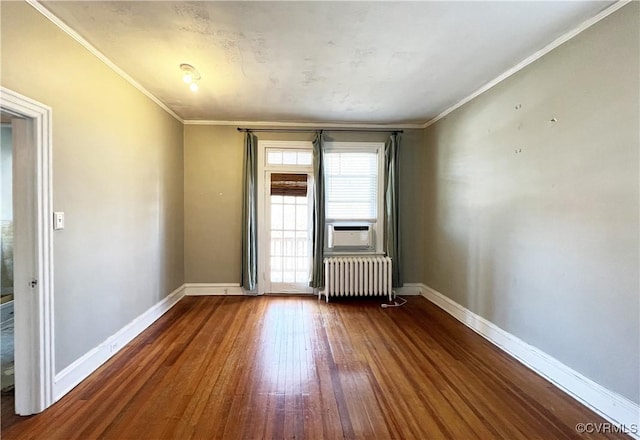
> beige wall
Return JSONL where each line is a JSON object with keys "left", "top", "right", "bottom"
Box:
{"left": 1, "top": 1, "right": 184, "bottom": 372}
{"left": 184, "top": 126, "right": 244, "bottom": 283}
{"left": 420, "top": 3, "right": 639, "bottom": 403}
{"left": 184, "top": 126, "right": 424, "bottom": 283}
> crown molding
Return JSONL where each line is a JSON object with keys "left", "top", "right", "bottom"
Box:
{"left": 422, "top": 0, "right": 631, "bottom": 129}
{"left": 183, "top": 120, "right": 424, "bottom": 129}
{"left": 25, "top": 0, "right": 183, "bottom": 123}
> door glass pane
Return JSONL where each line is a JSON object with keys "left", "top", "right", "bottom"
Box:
{"left": 283, "top": 205, "right": 295, "bottom": 230}
{"left": 271, "top": 203, "right": 283, "bottom": 230}
{"left": 270, "top": 173, "right": 310, "bottom": 288}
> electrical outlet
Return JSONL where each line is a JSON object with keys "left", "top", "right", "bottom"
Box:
{"left": 110, "top": 342, "right": 118, "bottom": 353}
{"left": 224, "top": 288, "right": 228, "bottom": 295}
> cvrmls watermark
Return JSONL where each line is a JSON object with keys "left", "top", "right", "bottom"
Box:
{"left": 575, "top": 422, "right": 638, "bottom": 435}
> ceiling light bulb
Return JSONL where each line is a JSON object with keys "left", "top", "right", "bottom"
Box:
{"left": 180, "top": 63, "right": 201, "bottom": 91}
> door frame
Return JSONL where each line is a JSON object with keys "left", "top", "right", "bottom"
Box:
{"left": 256, "top": 140, "right": 313, "bottom": 295}
{"left": 1, "top": 87, "right": 55, "bottom": 414}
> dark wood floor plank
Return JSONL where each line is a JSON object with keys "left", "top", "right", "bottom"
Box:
{"left": 1, "top": 296, "right": 630, "bottom": 440}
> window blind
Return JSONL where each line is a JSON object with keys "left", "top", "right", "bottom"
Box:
{"left": 270, "top": 173, "right": 308, "bottom": 197}
{"left": 324, "top": 151, "right": 378, "bottom": 220}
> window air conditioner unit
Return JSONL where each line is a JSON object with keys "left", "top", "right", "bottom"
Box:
{"left": 327, "top": 223, "right": 373, "bottom": 250}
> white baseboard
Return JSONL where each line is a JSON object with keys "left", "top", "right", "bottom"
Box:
{"left": 416, "top": 283, "right": 639, "bottom": 437}
{"left": 184, "top": 283, "right": 250, "bottom": 296}
{"left": 53, "top": 284, "right": 186, "bottom": 401}
{"left": 396, "top": 283, "right": 424, "bottom": 296}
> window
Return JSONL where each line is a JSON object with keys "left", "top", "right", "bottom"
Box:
{"left": 325, "top": 151, "right": 378, "bottom": 220}
{"left": 266, "top": 148, "right": 312, "bottom": 166}
{"left": 324, "top": 142, "right": 384, "bottom": 253}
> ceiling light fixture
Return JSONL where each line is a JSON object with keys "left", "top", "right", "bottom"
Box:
{"left": 180, "top": 63, "right": 201, "bottom": 92}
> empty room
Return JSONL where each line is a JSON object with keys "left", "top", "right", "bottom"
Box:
{"left": 0, "top": 0, "right": 638, "bottom": 439}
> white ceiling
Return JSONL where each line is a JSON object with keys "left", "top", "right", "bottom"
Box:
{"left": 42, "top": 1, "right": 614, "bottom": 125}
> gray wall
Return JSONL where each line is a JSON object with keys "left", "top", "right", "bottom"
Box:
{"left": 1, "top": 1, "right": 185, "bottom": 372}
{"left": 184, "top": 125, "right": 424, "bottom": 284}
{"left": 420, "top": 3, "right": 639, "bottom": 403}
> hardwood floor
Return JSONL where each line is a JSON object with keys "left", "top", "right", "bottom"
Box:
{"left": 0, "top": 296, "right": 630, "bottom": 439}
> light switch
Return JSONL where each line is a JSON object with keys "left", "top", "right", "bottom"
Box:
{"left": 53, "top": 212, "right": 65, "bottom": 230}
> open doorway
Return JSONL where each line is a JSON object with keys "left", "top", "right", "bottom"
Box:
{"left": 0, "top": 87, "right": 55, "bottom": 416}
{"left": 1, "top": 113, "right": 15, "bottom": 397}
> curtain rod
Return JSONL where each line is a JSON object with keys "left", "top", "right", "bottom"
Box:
{"left": 236, "top": 127, "right": 403, "bottom": 134}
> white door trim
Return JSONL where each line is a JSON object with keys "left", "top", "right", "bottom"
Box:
{"left": 257, "top": 140, "right": 313, "bottom": 295}
{"left": 256, "top": 141, "right": 267, "bottom": 295}
{"left": 1, "top": 87, "right": 55, "bottom": 414}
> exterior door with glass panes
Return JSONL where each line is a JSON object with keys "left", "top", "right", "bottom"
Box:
{"left": 264, "top": 148, "right": 313, "bottom": 294}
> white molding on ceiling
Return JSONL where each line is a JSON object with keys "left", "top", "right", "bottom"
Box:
{"left": 421, "top": 0, "right": 631, "bottom": 129}
{"left": 25, "top": 0, "right": 184, "bottom": 123}
{"left": 184, "top": 120, "right": 424, "bottom": 129}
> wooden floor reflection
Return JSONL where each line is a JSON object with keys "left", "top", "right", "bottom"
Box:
{"left": 0, "top": 296, "right": 627, "bottom": 439}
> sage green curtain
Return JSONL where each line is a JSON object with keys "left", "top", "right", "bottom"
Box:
{"left": 384, "top": 133, "right": 402, "bottom": 287}
{"left": 241, "top": 132, "right": 258, "bottom": 291}
{"left": 310, "top": 131, "right": 325, "bottom": 288}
